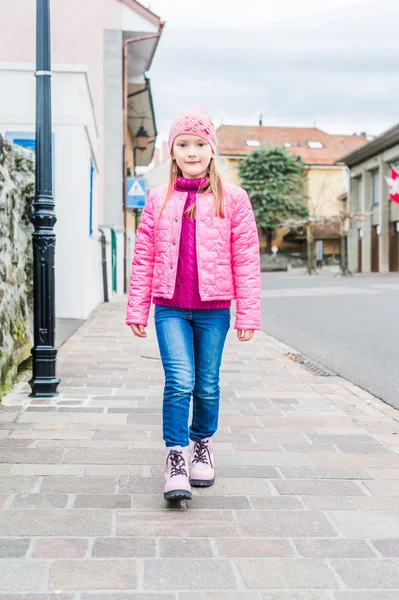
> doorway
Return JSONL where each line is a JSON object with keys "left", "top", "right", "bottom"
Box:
{"left": 357, "top": 230, "right": 362, "bottom": 272}
{"left": 389, "top": 222, "right": 399, "bottom": 272}
{"left": 371, "top": 226, "right": 379, "bottom": 272}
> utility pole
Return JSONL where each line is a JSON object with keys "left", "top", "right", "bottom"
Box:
{"left": 28, "top": 0, "right": 60, "bottom": 397}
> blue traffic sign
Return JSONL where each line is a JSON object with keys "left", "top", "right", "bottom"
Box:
{"left": 126, "top": 177, "right": 147, "bottom": 208}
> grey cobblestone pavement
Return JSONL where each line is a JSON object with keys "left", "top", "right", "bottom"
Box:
{"left": 1, "top": 296, "right": 399, "bottom": 598}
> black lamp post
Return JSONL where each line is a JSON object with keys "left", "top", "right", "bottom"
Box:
{"left": 28, "top": 0, "right": 60, "bottom": 397}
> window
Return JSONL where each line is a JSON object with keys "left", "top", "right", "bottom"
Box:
{"left": 245, "top": 140, "right": 261, "bottom": 147}
{"left": 5, "top": 131, "right": 55, "bottom": 189}
{"left": 353, "top": 176, "right": 364, "bottom": 211}
{"left": 283, "top": 142, "right": 292, "bottom": 148}
{"left": 371, "top": 170, "right": 379, "bottom": 206}
{"left": 307, "top": 141, "right": 324, "bottom": 149}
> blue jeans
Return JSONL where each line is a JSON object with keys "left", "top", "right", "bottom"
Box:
{"left": 154, "top": 305, "right": 231, "bottom": 447}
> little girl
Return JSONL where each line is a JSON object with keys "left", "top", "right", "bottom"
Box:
{"left": 126, "top": 107, "right": 261, "bottom": 501}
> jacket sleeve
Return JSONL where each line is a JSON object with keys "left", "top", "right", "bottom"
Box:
{"left": 126, "top": 190, "right": 155, "bottom": 327}
{"left": 230, "top": 188, "right": 261, "bottom": 330}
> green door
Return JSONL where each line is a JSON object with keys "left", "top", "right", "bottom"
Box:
{"left": 111, "top": 229, "right": 117, "bottom": 293}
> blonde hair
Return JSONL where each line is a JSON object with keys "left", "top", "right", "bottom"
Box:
{"left": 158, "top": 156, "right": 225, "bottom": 221}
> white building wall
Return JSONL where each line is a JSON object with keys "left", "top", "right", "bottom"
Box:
{"left": 0, "top": 64, "right": 102, "bottom": 320}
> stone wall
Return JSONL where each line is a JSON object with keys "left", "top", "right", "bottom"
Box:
{"left": 0, "top": 134, "right": 35, "bottom": 398}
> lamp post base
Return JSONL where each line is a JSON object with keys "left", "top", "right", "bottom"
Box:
{"left": 28, "top": 346, "right": 60, "bottom": 397}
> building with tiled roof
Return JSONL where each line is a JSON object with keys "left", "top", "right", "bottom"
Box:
{"left": 215, "top": 124, "right": 369, "bottom": 257}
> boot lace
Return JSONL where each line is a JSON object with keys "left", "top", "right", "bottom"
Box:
{"left": 192, "top": 439, "right": 213, "bottom": 467}
{"left": 167, "top": 450, "right": 188, "bottom": 478}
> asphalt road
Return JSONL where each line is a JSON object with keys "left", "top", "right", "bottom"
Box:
{"left": 260, "top": 269, "right": 399, "bottom": 408}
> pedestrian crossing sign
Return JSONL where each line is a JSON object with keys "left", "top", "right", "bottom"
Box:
{"left": 126, "top": 177, "right": 147, "bottom": 208}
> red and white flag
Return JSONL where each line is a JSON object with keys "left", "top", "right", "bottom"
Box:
{"left": 385, "top": 167, "right": 399, "bottom": 204}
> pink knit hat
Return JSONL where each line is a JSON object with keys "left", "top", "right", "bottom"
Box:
{"left": 168, "top": 106, "right": 217, "bottom": 155}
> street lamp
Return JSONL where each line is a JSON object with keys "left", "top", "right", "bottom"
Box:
{"left": 133, "top": 124, "right": 150, "bottom": 176}
{"left": 28, "top": 0, "right": 60, "bottom": 397}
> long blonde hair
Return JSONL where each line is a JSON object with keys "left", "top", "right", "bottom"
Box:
{"left": 158, "top": 157, "right": 225, "bottom": 221}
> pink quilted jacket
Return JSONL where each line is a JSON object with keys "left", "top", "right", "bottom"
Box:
{"left": 126, "top": 182, "right": 261, "bottom": 330}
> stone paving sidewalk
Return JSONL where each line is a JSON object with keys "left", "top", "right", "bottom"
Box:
{"left": 1, "top": 296, "right": 399, "bottom": 599}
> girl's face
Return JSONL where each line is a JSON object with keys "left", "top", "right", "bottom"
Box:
{"left": 172, "top": 134, "right": 213, "bottom": 179}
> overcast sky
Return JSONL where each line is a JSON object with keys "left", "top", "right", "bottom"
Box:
{"left": 145, "top": 0, "right": 399, "bottom": 148}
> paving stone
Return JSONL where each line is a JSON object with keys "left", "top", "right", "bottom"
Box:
{"left": 117, "top": 509, "right": 239, "bottom": 537}
{"left": 369, "top": 469, "right": 399, "bottom": 480}
{"left": 0, "top": 509, "right": 111, "bottom": 536}
{"left": 12, "top": 464, "right": 83, "bottom": 476}
{"left": 195, "top": 477, "right": 272, "bottom": 496}
{"left": 252, "top": 433, "right": 313, "bottom": 444}
{"left": 273, "top": 479, "right": 365, "bottom": 496}
{"left": 332, "top": 592, "right": 399, "bottom": 600}
{"left": 208, "top": 466, "right": 279, "bottom": 478}
{"left": 236, "top": 510, "right": 336, "bottom": 537}
{"left": 0, "top": 595, "right": 74, "bottom": 600}
{"left": 0, "top": 476, "right": 39, "bottom": 493}
{"left": 32, "top": 538, "right": 88, "bottom": 558}
{"left": 81, "top": 594, "right": 173, "bottom": 600}
{"left": 92, "top": 430, "right": 149, "bottom": 441}
{"left": 364, "top": 481, "right": 399, "bottom": 496}
{"left": 372, "top": 539, "right": 399, "bottom": 557}
{"left": 86, "top": 465, "right": 144, "bottom": 476}
{"left": 0, "top": 449, "right": 63, "bottom": 464}
{"left": 350, "top": 497, "right": 399, "bottom": 511}
{"left": 144, "top": 559, "right": 237, "bottom": 590}
{"left": 64, "top": 449, "right": 163, "bottom": 465}
{"left": 40, "top": 476, "right": 116, "bottom": 493}
{"left": 301, "top": 496, "right": 355, "bottom": 510}
{"left": 236, "top": 558, "right": 338, "bottom": 589}
{"left": 280, "top": 467, "right": 372, "bottom": 479}
{"left": 0, "top": 439, "right": 33, "bottom": 447}
{"left": 331, "top": 559, "right": 399, "bottom": 588}
{"left": 0, "top": 560, "right": 48, "bottom": 591}
{"left": 179, "top": 593, "right": 258, "bottom": 600}
{"left": 309, "top": 453, "right": 399, "bottom": 468}
{"left": 329, "top": 511, "right": 399, "bottom": 537}
{"left": 92, "top": 537, "right": 156, "bottom": 557}
{"left": 231, "top": 442, "right": 281, "bottom": 451}
{"left": 294, "top": 538, "right": 376, "bottom": 557}
{"left": 215, "top": 537, "right": 294, "bottom": 557}
{"left": 158, "top": 538, "right": 212, "bottom": 557}
{"left": 18, "top": 412, "right": 127, "bottom": 424}
{"left": 48, "top": 559, "right": 137, "bottom": 590}
{"left": 118, "top": 477, "right": 164, "bottom": 494}
{"left": 248, "top": 496, "right": 303, "bottom": 510}
{"left": 34, "top": 439, "right": 130, "bottom": 449}
{"left": 260, "top": 593, "right": 331, "bottom": 600}
{"left": 11, "top": 493, "right": 69, "bottom": 508}
{"left": 73, "top": 494, "right": 131, "bottom": 508}
{"left": 0, "top": 538, "right": 30, "bottom": 558}
{"left": 216, "top": 450, "right": 312, "bottom": 467}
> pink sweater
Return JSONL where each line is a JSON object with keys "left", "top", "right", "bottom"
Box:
{"left": 153, "top": 176, "right": 231, "bottom": 310}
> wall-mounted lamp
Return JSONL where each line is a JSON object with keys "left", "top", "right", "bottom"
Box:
{"left": 135, "top": 124, "right": 150, "bottom": 150}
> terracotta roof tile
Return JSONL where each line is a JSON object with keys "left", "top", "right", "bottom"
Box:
{"left": 216, "top": 125, "right": 367, "bottom": 166}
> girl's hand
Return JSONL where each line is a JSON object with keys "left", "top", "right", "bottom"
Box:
{"left": 130, "top": 324, "right": 147, "bottom": 338}
{"left": 237, "top": 330, "right": 254, "bottom": 342}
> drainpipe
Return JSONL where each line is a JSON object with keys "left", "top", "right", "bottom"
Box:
{"left": 122, "top": 29, "right": 163, "bottom": 293}
{"left": 98, "top": 228, "right": 109, "bottom": 302}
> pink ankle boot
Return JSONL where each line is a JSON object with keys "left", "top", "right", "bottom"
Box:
{"left": 189, "top": 438, "right": 215, "bottom": 487}
{"left": 164, "top": 446, "right": 192, "bottom": 501}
